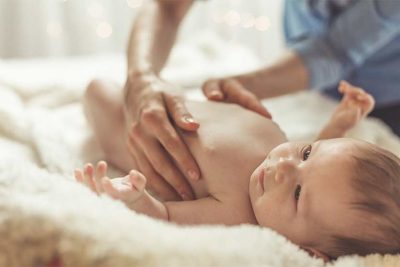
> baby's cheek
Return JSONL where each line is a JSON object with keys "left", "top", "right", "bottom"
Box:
{"left": 256, "top": 197, "right": 281, "bottom": 224}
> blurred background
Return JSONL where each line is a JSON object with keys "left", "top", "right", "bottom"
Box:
{"left": 0, "top": 0, "right": 285, "bottom": 63}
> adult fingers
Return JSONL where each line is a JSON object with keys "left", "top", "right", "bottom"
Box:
{"left": 130, "top": 123, "right": 195, "bottom": 200}
{"left": 222, "top": 79, "right": 272, "bottom": 119}
{"left": 242, "top": 96, "right": 272, "bottom": 119}
{"left": 142, "top": 101, "right": 201, "bottom": 182}
{"left": 163, "top": 92, "right": 200, "bottom": 131}
{"left": 127, "top": 134, "right": 182, "bottom": 201}
{"left": 136, "top": 132, "right": 195, "bottom": 201}
{"left": 202, "top": 79, "right": 224, "bottom": 101}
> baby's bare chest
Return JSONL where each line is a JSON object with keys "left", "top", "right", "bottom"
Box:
{"left": 179, "top": 101, "right": 286, "bottom": 199}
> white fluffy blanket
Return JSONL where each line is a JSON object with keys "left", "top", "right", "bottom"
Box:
{"left": 0, "top": 37, "right": 400, "bottom": 267}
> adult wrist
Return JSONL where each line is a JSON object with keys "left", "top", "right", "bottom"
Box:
{"left": 125, "top": 68, "right": 158, "bottom": 95}
{"left": 238, "top": 69, "right": 277, "bottom": 99}
{"left": 127, "top": 67, "right": 157, "bottom": 82}
{"left": 246, "top": 51, "right": 309, "bottom": 99}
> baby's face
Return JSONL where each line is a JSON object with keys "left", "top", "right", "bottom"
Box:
{"left": 249, "top": 138, "right": 362, "bottom": 256}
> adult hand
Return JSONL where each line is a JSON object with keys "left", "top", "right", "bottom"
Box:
{"left": 123, "top": 73, "right": 200, "bottom": 201}
{"left": 202, "top": 78, "right": 272, "bottom": 119}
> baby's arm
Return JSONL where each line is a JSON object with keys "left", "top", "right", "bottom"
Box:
{"left": 75, "top": 162, "right": 241, "bottom": 225}
{"left": 75, "top": 161, "right": 168, "bottom": 220}
{"left": 164, "top": 197, "right": 250, "bottom": 225}
{"left": 317, "top": 81, "right": 375, "bottom": 140}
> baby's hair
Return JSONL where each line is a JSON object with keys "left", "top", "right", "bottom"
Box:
{"left": 327, "top": 143, "right": 400, "bottom": 259}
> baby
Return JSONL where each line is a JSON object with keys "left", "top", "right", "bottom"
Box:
{"left": 75, "top": 80, "right": 400, "bottom": 261}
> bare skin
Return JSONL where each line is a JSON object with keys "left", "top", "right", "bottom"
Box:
{"left": 123, "top": 1, "right": 308, "bottom": 201}
{"left": 76, "top": 80, "right": 374, "bottom": 260}
{"left": 124, "top": 0, "right": 201, "bottom": 201}
{"left": 83, "top": 78, "right": 285, "bottom": 206}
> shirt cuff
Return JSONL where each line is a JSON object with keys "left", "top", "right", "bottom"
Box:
{"left": 290, "top": 38, "right": 345, "bottom": 90}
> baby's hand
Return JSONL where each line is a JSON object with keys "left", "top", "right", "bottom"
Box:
{"left": 331, "top": 81, "right": 375, "bottom": 130}
{"left": 74, "top": 161, "right": 147, "bottom": 206}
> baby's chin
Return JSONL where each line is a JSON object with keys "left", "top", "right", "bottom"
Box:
{"left": 250, "top": 165, "right": 262, "bottom": 186}
{"left": 248, "top": 165, "right": 264, "bottom": 204}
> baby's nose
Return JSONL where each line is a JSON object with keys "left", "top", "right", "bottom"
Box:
{"left": 274, "top": 157, "right": 296, "bottom": 183}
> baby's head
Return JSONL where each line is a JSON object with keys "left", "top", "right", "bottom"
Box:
{"left": 249, "top": 138, "right": 400, "bottom": 261}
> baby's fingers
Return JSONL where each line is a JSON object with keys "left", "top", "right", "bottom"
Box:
{"left": 94, "top": 161, "right": 108, "bottom": 193}
{"left": 359, "top": 93, "right": 375, "bottom": 114}
{"left": 84, "top": 163, "right": 97, "bottom": 194}
{"left": 74, "top": 169, "right": 84, "bottom": 183}
{"left": 129, "top": 170, "right": 147, "bottom": 192}
{"left": 101, "top": 177, "right": 120, "bottom": 199}
{"left": 340, "top": 81, "right": 371, "bottom": 100}
{"left": 339, "top": 81, "right": 353, "bottom": 94}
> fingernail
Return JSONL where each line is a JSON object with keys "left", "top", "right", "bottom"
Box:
{"left": 210, "top": 91, "right": 222, "bottom": 97}
{"left": 188, "top": 170, "right": 199, "bottom": 180}
{"left": 181, "top": 193, "right": 190, "bottom": 200}
{"left": 184, "top": 117, "right": 197, "bottom": 124}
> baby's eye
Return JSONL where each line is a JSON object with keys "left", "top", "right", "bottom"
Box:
{"left": 302, "top": 145, "right": 312, "bottom": 161}
{"left": 294, "top": 184, "right": 301, "bottom": 201}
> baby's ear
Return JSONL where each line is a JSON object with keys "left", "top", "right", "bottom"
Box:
{"left": 302, "top": 247, "right": 330, "bottom": 262}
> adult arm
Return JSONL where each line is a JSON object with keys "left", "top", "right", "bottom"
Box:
{"left": 202, "top": 50, "right": 309, "bottom": 108}
{"left": 126, "top": 0, "right": 192, "bottom": 75}
{"left": 289, "top": 0, "right": 400, "bottom": 91}
{"left": 203, "top": 1, "right": 400, "bottom": 106}
{"left": 124, "top": 0, "right": 200, "bottom": 202}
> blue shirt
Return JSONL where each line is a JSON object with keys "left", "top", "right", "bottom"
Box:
{"left": 284, "top": 0, "right": 400, "bottom": 107}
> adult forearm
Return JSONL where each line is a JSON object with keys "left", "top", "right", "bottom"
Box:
{"left": 127, "top": 1, "right": 192, "bottom": 77}
{"left": 237, "top": 51, "right": 309, "bottom": 99}
{"left": 122, "top": 2, "right": 200, "bottom": 203}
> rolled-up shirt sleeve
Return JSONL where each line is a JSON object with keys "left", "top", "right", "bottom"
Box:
{"left": 291, "top": 0, "right": 400, "bottom": 90}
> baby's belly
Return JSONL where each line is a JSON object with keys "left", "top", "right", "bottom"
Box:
{"left": 178, "top": 101, "right": 287, "bottom": 199}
